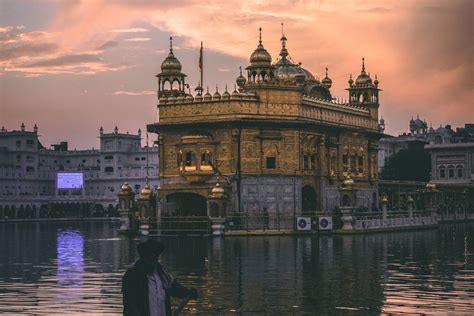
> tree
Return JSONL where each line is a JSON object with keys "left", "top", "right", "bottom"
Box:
{"left": 380, "top": 148, "right": 431, "bottom": 181}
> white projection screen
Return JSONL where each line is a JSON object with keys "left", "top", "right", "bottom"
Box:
{"left": 56, "top": 172, "right": 84, "bottom": 189}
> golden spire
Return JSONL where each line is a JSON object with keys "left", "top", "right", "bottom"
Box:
{"left": 259, "top": 27, "right": 262, "bottom": 45}
{"left": 169, "top": 36, "right": 173, "bottom": 53}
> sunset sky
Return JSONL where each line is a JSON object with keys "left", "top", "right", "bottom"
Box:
{"left": 1, "top": 0, "right": 472, "bottom": 149}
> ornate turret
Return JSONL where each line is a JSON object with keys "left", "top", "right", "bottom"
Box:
{"left": 156, "top": 36, "right": 187, "bottom": 99}
{"left": 236, "top": 66, "right": 246, "bottom": 88}
{"left": 321, "top": 67, "right": 332, "bottom": 89}
{"left": 379, "top": 116, "right": 385, "bottom": 133}
{"left": 246, "top": 28, "right": 274, "bottom": 83}
{"left": 347, "top": 58, "right": 381, "bottom": 120}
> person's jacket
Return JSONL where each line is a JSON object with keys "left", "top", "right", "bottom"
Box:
{"left": 122, "top": 260, "right": 192, "bottom": 316}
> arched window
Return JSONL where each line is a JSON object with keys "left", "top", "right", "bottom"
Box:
{"left": 310, "top": 154, "right": 317, "bottom": 171}
{"left": 176, "top": 150, "right": 183, "bottom": 169}
{"left": 447, "top": 165, "right": 455, "bottom": 179}
{"left": 456, "top": 165, "right": 463, "bottom": 178}
{"left": 200, "top": 150, "right": 213, "bottom": 171}
{"left": 357, "top": 156, "right": 364, "bottom": 174}
{"left": 350, "top": 154, "right": 356, "bottom": 173}
{"left": 185, "top": 151, "right": 196, "bottom": 170}
{"left": 303, "top": 154, "right": 310, "bottom": 170}
{"left": 438, "top": 165, "right": 446, "bottom": 179}
{"left": 342, "top": 154, "right": 349, "bottom": 172}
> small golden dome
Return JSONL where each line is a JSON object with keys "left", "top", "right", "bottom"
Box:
{"left": 222, "top": 86, "right": 230, "bottom": 99}
{"left": 185, "top": 94, "right": 194, "bottom": 102}
{"left": 381, "top": 195, "right": 388, "bottom": 203}
{"left": 236, "top": 66, "right": 246, "bottom": 87}
{"left": 213, "top": 86, "right": 221, "bottom": 100}
{"left": 120, "top": 182, "right": 132, "bottom": 192}
{"left": 321, "top": 67, "right": 332, "bottom": 89}
{"left": 140, "top": 184, "right": 152, "bottom": 199}
{"left": 426, "top": 180, "right": 436, "bottom": 191}
{"left": 160, "top": 37, "right": 182, "bottom": 73}
{"left": 249, "top": 28, "right": 272, "bottom": 65}
{"left": 203, "top": 87, "right": 212, "bottom": 101}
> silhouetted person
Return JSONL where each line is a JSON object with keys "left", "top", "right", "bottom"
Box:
{"left": 122, "top": 239, "right": 198, "bottom": 315}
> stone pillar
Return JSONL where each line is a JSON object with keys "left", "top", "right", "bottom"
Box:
{"left": 338, "top": 175, "right": 357, "bottom": 231}
{"left": 117, "top": 182, "right": 135, "bottom": 234}
{"left": 380, "top": 195, "right": 388, "bottom": 222}
{"left": 425, "top": 180, "right": 439, "bottom": 222}
{"left": 136, "top": 181, "right": 153, "bottom": 236}
{"left": 407, "top": 195, "right": 414, "bottom": 218}
{"left": 208, "top": 181, "right": 227, "bottom": 236}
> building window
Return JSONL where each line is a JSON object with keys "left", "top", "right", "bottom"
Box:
{"left": 16, "top": 140, "right": 21, "bottom": 148}
{"left": 303, "top": 154, "right": 310, "bottom": 170}
{"left": 342, "top": 154, "right": 349, "bottom": 172}
{"left": 105, "top": 155, "right": 113, "bottom": 160}
{"left": 135, "top": 157, "right": 140, "bottom": 161}
{"left": 141, "top": 157, "right": 146, "bottom": 161}
{"left": 448, "top": 165, "right": 455, "bottom": 179}
{"left": 200, "top": 150, "right": 213, "bottom": 171}
{"left": 185, "top": 151, "right": 196, "bottom": 170}
{"left": 310, "top": 154, "right": 316, "bottom": 171}
{"left": 105, "top": 166, "right": 114, "bottom": 172}
{"left": 456, "top": 165, "right": 463, "bottom": 178}
{"left": 26, "top": 139, "right": 34, "bottom": 147}
{"left": 350, "top": 154, "right": 356, "bottom": 173}
{"left": 357, "top": 156, "right": 364, "bottom": 173}
{"left": 177, "top": 150, "right": 183, "bottom": 168}
{"left": 439, "top": 166, "right": 446, "bottom": 179}
{"left": 266, "top": 156, "right": 276, "bottom": 169}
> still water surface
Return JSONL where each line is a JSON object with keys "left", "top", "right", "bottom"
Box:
{"left": 0, "top": 222, "right": 473, "bottom": 315}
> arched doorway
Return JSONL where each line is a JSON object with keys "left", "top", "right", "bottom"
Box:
{"left": 302, "top": 185, "right": 317, "bottom": 213}
{"left": 165, "top": 192, "right": 207, "bottom": 216}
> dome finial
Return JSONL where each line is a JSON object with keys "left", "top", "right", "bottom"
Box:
{"left": 239, "top": 66, "right": 242, "bottom": 76}
{"left": 169, "top": 36, "right": 173, "bottom": 53}
{"left": 362, "top": 57, "right": 365, "bottom": 73}
{"left": 325, "top": 67, "right": 328, "bottom": 77}
{"left": 280, "top": 22, "right": 287, "bottom": 47}
{"left": 259, "top": 27, "right": 262, "bottom": 45}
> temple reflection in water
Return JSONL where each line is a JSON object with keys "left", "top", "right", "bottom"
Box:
{"left": 147, "top": 28, "right": 382, "bottom": 218}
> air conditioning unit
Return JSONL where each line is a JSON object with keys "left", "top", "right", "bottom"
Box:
{"left": 296, "top": 217, "right": 311, "bottom": 231}
{"left": 318, "top": 216, "right": 333, "bottom": 230}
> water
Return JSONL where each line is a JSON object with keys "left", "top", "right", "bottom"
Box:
{"left": 0, "top": 222, "right": 473, "bottom": 315}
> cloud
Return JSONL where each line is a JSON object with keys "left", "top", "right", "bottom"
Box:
{"left": 112, "top": 90, "right": 155, "bottom": 96}
{"left": 124, "top": 37, "right": 151, "bottom": 42}
{"left": 0, "top": 43, "right": 57, "bottom": 61}
{"left": 97, "top": 40, "right": 119, "bottom": 50}
{"left": 111, "top": 28, "right": 149, "bottom": 33}
{"left": 0, "top": 26, "right": 24, "bottom": 33}
{"left": 217, "top": 67, "right": 231, "bottom": 72}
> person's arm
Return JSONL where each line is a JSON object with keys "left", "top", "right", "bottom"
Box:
{"left": 167, "top": 278, "right": 198, "bottom": 299}
{"left": 122, "top": 271, "right": 142, "bottom": 316}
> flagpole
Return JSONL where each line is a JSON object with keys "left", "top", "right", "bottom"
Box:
{"left": 200, "top": 41, "right": 203, "bottom": 90}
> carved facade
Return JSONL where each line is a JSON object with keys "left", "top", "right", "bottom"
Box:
{"left": 147, "top": 30, "right": 381, "bottom": 219}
